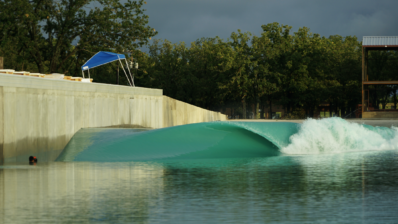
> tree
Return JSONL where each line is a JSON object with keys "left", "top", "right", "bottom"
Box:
{"left": 0, "top": 0, "right": 156, "bottom": 75}
{"left": 289, "top": 27, "right": 332, "bottom": 117}
{"left": 222, "top": 30, "right": 253, "bottom": 118}
{"left": 326, "top": 35, "right": 361, "bottom": 116}
{"left": 258, "top": 23, "right": 295, "bottom": 118}
{"left": 145, "top": 39, "right": 191, "bottom": 102}
{"left": 188, "top": 37, "right": 235, "bottom": 109}
{"left": 251, "top": 31, "right": 280, "bottom": 118}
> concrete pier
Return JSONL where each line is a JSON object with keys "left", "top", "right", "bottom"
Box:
{"left": 0, "top": 74, "right": 226, "bottom": 163}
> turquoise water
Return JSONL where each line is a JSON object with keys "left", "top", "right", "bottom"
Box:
{"left": 57, "top": 118, "right": 398, "bottom": 162}
{"left": 57, "top": 121, "right": 299, "bottom": 162}
{"left": 2, "top": 118, "right": 398, "bottom": 223}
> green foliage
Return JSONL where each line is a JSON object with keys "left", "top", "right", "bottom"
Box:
{"left": 138, "top": 38, "right": 235, "bottom": 108}
{"left": 0, "top": 0, "right": 156, "bottom": 76}
{"left": 138, "top": 23, "right": 365, "bottom": 117}
{"left": 1, "top": 6, "right": 373, "bottom": 117}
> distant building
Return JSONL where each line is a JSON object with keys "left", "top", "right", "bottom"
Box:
{"left": 362, "top": 36, "right": 398, "bottom": 119}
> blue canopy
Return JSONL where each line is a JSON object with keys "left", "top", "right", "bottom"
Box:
{"left": 81, "top": 51, "right": 126, "bottom": 71}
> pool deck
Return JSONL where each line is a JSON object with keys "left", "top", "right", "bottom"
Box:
{"left": 228, "top": 119, "right": 398, "bottom": 127}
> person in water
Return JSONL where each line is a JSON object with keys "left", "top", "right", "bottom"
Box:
{"left": 29, "top": 156, "right": 37, "bottom": 165}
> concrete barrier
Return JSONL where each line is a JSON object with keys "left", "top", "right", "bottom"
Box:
{"left": 362, "top": 111, "right": 398, "bottom": 119}
{"left": 163, "top": 96, "right": 225, "bottom": 127}
{"left": 0, "top": 74, "right": 227, "bottom": 163}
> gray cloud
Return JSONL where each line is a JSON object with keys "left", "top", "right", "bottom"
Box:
{"left": 142, "top": 0, "right": 398, "bottom": 47}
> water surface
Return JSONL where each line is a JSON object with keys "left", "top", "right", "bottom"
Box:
{"left": 1, "top": 118, "right": 398, "bottom": 223}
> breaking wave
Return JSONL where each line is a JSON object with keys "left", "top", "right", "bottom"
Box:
{"left": 56, "top": 118, "right": 398, "bottom": 162}
{"left": 281, "top": 118, "right": 398, "bottom": 154}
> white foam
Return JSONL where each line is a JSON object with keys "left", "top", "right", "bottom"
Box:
{"left": 281, "top": 118, "right": 398, "bottom": 154}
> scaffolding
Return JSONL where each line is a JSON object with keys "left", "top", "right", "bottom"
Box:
{"left": 362, "top": 36, "right": 398, "bottom": 118}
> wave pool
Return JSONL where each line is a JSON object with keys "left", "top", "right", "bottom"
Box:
{"left": 1, "top": 118, "right": 398, "bottom": 223}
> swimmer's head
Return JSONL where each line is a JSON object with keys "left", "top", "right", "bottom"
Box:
{"left": 29, "top": 156, "right": 37, "bottom": 163}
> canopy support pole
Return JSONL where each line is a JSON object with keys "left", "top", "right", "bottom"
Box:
{"left": 124, "top": 60, "right": 135, "bottom": 87}
{"left": 117, "top": 63, "right": 119, "bottom": 84}
{"left": 118, "top": 59, "right": 133, "bottom": 86}
{"left": 88, "top": 69, "right": 91, "bottom": 79}
{"left": 82, "top": 71, "right": 85, "bottom": 78}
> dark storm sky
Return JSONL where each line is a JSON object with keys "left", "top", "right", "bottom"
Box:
{"left": 142, "top": 0, "right": 398, "bottom": 45}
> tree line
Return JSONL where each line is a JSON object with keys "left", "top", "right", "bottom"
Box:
{"left": 136, "top": 23, "right": 364, "bottom": 118}
{"left": 135, "top": 24, "right": 398, "bottom": 118}
{"left": 1, "top": 1, "right": 397, "bottom": 119}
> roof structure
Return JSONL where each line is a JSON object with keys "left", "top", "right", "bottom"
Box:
{"left": 362, "top": 36, "right": 398, "bottom": 47}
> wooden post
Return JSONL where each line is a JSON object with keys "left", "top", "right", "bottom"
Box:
{"left": 362, "top": 47, "right": 365, "bottom": 113}
{"left": 365, "top": 49, "right": 368, "bottom": 82}
{"left": 364, "top": 48, "right": 369, "bottom": 111}
{"left": 0, "top": 56, "right": 2, "bottom": 164}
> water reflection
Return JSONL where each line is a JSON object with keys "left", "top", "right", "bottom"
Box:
{"left": 1, "top": 150, "right": 398, "bottom": 223}
{"left": 0, "top": 162, "right": 165, "bottom": 224}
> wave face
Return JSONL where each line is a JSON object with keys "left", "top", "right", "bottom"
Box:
{"left": 56, "top": 118, "right": 398, "bottom": 162}
{"left": 57, "top": 122, "right": 299, "bottom": 162}
{"left": 281, "top": 118, "right": 398, "bottom": 154}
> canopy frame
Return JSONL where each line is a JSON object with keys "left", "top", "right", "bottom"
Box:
{"left": 81, "top": 51, "right": 135, "bottom": 86}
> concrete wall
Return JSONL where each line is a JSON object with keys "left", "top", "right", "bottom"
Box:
{"left": 0, "top": 74, "right": 227, "bottom": 163}
{"left": 163, "top": 96, "right": 225, "bottom": 127}
{"left": 362, "top": 111, "right": 398, "bottom": 119}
